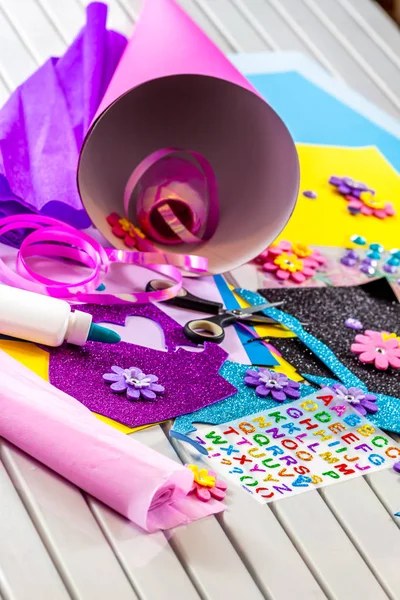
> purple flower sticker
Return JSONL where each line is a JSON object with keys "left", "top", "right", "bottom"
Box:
{"left": 328, "top": 383, "right": 379, "bottom": 416}
{"left": 329, "top": 176, "right": 373, "bottom": 198}
{"left": 103, "top": 366, "right": 164, "bottom": 401}
{"left": 244, "top": 368, "right": 300, "bottom": 402}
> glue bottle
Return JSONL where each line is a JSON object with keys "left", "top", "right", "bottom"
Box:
{"left": 0, "top": 284, "right": 120, "bottom": 347}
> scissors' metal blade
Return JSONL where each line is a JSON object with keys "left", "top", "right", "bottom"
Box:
{"left": 242, "top": 315, "right": 285, "bottom": 325}
{"left": 236, "top": 301, "right": 284, "bottom": 316}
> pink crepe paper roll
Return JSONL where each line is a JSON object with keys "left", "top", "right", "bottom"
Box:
{"left": 0, "top": 350, "right": 224, "bottom": 531}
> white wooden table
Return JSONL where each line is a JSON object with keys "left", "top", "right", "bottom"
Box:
{"left": 0, "top": 1, "right": 400, "bottom": 599}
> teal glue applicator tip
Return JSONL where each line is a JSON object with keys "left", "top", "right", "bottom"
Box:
{"left": 0, "top": 284, "right": 121, "bottom": 347}
{"left": 88, "top": 323, "right": 121, "bottom": 344}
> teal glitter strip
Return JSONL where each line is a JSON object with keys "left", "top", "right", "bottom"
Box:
{"left": 172, "top": 359, "right": 312, "bottom": 435}
{"left": 236, "top": 289, "right": 400, "bottom": 435}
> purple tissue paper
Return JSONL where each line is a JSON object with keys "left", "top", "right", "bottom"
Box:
{"left": 0, "top": 3, "right": 127, "bottom": 244}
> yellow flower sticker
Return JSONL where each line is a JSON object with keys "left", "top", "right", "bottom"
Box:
{"left": 360, "top": 192, "right": 386, "bottom": 210}
{"left": 381, "top": 332, "right": 400, "bottom": 345}
{"left": 292, "top": 242, "right": 312, "bottom": 258}
{"left": 118, "top": 218, "right": 136, "bottom": 238}
{"left": 274, "top": 252, "right": 303, "bottom": 273}
{"left": 187, "top": 464, "right": 216, "bottom": 488}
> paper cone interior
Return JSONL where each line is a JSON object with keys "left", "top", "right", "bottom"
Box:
{"left": 78, "top": 0, "right": 299, "bottom": 273}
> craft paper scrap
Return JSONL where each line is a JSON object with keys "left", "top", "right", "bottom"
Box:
{"left": 189, "top": 389, "right": 400, "bottom": 504}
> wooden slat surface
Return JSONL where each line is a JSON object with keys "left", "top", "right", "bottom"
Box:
{"left": 0, "top": 459, "right": 71, "bottom": 600}
{"left": 0, "top": 441, "right": 138, "bottom": 600}
{"left": 0, "top": 0, "right": 400, "bottom": 598}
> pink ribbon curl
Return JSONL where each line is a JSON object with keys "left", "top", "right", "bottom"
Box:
{"left": 124, "top": 148, "right": 219, "bottom": 246}
{"left": 0, "top": 215, "right": 208, "bottom": 304}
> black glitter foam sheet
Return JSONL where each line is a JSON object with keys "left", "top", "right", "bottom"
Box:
{"left": 258, "top": 279, "right": 400, "bottom": 397}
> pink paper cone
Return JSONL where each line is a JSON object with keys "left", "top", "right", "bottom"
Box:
{"left": 78, "top": 0, "right": 299, "bottom": 273}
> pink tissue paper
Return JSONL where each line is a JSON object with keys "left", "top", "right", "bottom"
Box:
{"left": 0, "top": 350, "right": 224, "bottom": 531}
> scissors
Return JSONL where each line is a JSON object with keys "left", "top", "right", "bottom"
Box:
{"left": 146, "top": 279, "right": 283, "bottom": 344}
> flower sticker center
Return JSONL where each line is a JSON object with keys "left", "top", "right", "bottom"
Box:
{"left": 276, "top": 252, "right": 303, "bottom": 272}
{"left": 103, "top": 366, "right": 165, "bottom": 400}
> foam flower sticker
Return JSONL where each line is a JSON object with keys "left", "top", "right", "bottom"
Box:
{"left": 327, "top": 383, "right": 379, "bottom": 416}
{"left": 106, "top": 212, "right": 137, "bottom": 248}
{"left": 291, "top": 241, "right": 312, "bottom": 258}
{"left": 346, "top": 192, "right": 395, "bottom": 220}
{"left": 186, "top": 464, "right": 227, "bottom": 502}
{"left": 256, "top": 240, "right": 326, "bottom": 284}
{"left": 270, "top": 240, "right": 326, "bottom": 267}
{"left": 264, "top": 252, "right": 316, "bottom": 284}
{"left": 103, "top": 366, "right": 165, "bottom": 400}
{"left": 329, "top": 175, "right": 373, "bottom": 197}
{"left": 351, "top": 330, "right": 400, "bottom": 370}
{"left": 244, "top": 368, "right": 300, "bottom": 401}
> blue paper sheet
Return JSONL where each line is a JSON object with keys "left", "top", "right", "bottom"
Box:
{"left": 246, "top": 70, "right": 400, "bottom": 173}
{"left": 231, "top": 51, "right": 400, "bottom": 138}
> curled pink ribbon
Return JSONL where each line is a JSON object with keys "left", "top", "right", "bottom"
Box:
{"left": 0, "top": 215, "right": 208, "bottom": 304}
{"left": 124, "top": 149, "right": 219, "bottom": 246}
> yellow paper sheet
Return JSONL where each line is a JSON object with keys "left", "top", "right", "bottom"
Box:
{"left": 279, "top": 144, "right": 400, "bottom": 248}
{"left": 0, "top": 339, "right": 155, "bottom": 434}
{"left": 0, "top": 340, "right": 50, "bottom": 378}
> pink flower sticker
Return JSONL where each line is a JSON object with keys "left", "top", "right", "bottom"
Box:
{"left": 255, "top": 240, "right": 326, "bottom": 285}
{"left": 351, "top": 330, "right": 400, "bottom": 370}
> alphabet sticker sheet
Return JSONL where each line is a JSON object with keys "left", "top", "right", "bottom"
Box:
{"left": 189, "top": 389, "right": 400, "bottom": 503}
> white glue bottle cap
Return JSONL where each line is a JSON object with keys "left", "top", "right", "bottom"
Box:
{"left": 0, "top": 285, "right": 120, "bottom": 347}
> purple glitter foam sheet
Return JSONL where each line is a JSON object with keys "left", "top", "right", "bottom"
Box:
{"left": 46, "top": 303, "right": 237, "bottom": 427}
{"left": 0, "top": 3, "right": 127, "bottom": 239}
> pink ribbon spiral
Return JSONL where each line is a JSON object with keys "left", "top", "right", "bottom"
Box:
{"left": 0, "top": 215, "right": 208, "bottom": 304}
{"left": 124, "top": 148, "right": 219, "bottom": 247}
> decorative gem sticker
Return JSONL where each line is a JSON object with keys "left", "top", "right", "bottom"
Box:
{"left": 189, "top": 390, "right": 400, "bottom": 504}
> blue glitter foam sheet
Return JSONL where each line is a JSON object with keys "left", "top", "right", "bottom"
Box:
{"left": 173, "top": 360, "right": 312, "bottom": 435}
